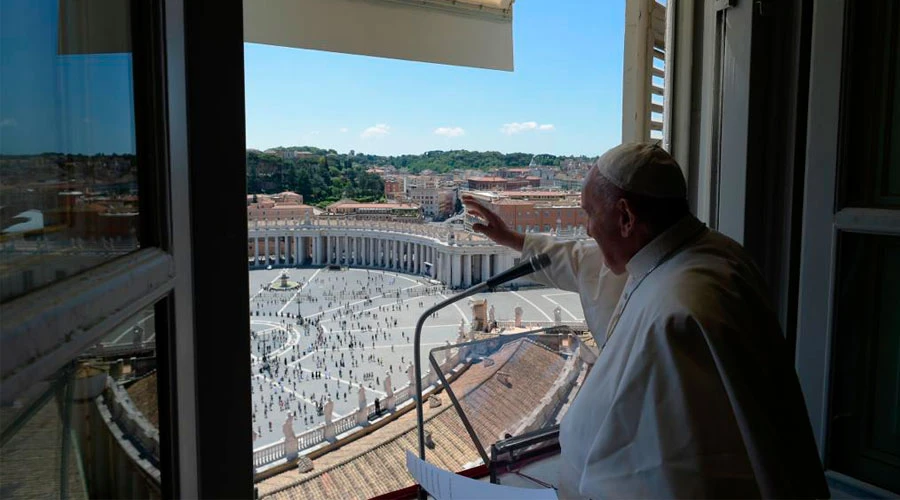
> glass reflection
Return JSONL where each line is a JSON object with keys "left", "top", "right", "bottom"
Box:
{"left": 0, "top": 0, "right": 138, "bottom": 303}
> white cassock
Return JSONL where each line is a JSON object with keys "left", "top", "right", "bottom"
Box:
{"left": 522, "top": 214, "right": 828, "bottom": 499}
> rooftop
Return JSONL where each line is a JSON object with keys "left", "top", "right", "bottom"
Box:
{"left": 468, "top": 177, "right": 507, "bottom": 182}
{"left": 328, "top": 201, "right": 420, "bottom": 210}
{"left": 258, "top": 338, "right": 568, "bottom": 500}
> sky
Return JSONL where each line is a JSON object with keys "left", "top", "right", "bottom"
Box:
{"left": 245, "top": 0, "right": 625, "bottom": 157}
{"left": 0, "top": 0, "right": 624, "bottom": 157}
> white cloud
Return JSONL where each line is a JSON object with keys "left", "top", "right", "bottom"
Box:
{"left": 499, "top": 121, "right": 554, "bottom": 135}
{"left": 433, "top": 126, "right": 465, "bottom": 137}
{"left": 361, "top": 123, "right": 390, "bottom": 139}
{"left": 339, "top": 127, "right": 349, "bottom": 133}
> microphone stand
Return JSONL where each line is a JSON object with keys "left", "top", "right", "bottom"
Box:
{"left": 412, "top": 253, "right": 550, "bottom": 499}
{"left": 413, "top": 281, "right": 489, "bottom": 462}
{"left": 412, "top": 281, "right": 489, "bottom": 500}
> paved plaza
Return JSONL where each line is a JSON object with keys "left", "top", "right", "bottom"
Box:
{"left": 248, "top": 266, "right": 585, "bottom": 448}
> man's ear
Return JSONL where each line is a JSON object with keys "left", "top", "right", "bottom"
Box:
{"left": 617, "top": 198, "right": 636, "bottom": 238}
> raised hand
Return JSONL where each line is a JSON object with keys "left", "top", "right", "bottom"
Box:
{"left": 461, "top": 194, "right": 525, "bottom": 251}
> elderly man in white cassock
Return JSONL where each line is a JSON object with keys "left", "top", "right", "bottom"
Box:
{"left": 462, "top": 143, "right": 828, "bottom": 499}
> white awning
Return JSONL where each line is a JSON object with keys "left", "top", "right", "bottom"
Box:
{"left": 243, "top": 0, "right": 515, "bottom": 71}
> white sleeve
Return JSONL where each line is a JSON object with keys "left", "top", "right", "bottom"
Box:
{"left": 520, "top": 233, "right": 603, "bottom": 293}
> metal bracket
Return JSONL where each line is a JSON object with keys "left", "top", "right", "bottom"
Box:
{"left": 714, "top": 0, "right": 736, "bottom": 11}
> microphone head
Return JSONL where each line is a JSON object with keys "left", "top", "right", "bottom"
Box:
{"left": 531, "top": 253, "right": 551, "bottom": 271}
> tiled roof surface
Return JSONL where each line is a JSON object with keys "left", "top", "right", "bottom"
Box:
{"left": 259, "top": 339, "right": 566, "bottom": 500}
{"left": 127, "top": 373, "right": 159, "bottom": 429}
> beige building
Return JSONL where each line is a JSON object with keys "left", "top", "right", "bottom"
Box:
{"left": 326, "top": 199, "right": 423, "bottom": 222}
{"left": 247, "top": 192, "right": 316, "bottom": 223}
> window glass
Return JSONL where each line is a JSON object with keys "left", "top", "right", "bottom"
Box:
{"left": 828, "top": 232, "right": 900, "bottom": 493}
{"left": 1, "top": 304, "right": 161, "bottom": 497}
{"left": 0, "top": 0, "right": 139, "bottom": 303}
{"left": 839, "top": 0, "right": 900, "bottom": 208}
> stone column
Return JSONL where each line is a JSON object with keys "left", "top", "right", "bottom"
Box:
{"left": 264, "top": 236, "right": 270, "bottom": 266}
{"left": 482, "top": 253, "right": 491, "bottom": 282}
{"left": 300, "top": 236, "right": 307, "bottom": 264}
{"left": 312, "top": 236, "right": 319, "bottom": 264}
{"left": 333, "top": 236, "right": 338, "bottom": 265}
{"left": 393, "top": 240, "right": 399, "bottom": 270}
{"left": 447, "top": 253, "right": 454, "bottom": 287}
{"left": 254, "top": 237, "right": 259, "bottom": 267}
{"left": 432, "top": 251, "right": 444, "bottom": 280}
{"left": 463, "top": 254, "right": 472, "bottom": 287}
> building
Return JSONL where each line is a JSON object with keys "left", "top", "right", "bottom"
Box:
{"left": 247, "top": 192, "right": 316, "bottom": 223}
{"left": 325, "top": 199, "right": 423, "bottom": 221}
{"left": 464, "top": 190, "right": 587, "bottom": 235}
{"left": 383, "top": 177, "right": 404, "bottom": 200}
{"left": 466, "top": 176, "right": 508, "bottom": 191}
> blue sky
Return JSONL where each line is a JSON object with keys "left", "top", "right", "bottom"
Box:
{"left": 0, "top": 0, "right": 624, "bottom": 157}
{"left": 245, "top": 0, "right": 625, "bottom": 157}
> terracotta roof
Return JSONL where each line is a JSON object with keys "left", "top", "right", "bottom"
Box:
{"left": 329, "top": 201, "right": 419, "bottom": 210}
{"left": 493, "top": 199, "right": 533, "bottom": 206}
{"left": 497, "top": 190, "right": 572, "bottom": 197}
{"left": 268, "top": 204, "right": 314, "bottom": 210}
{"left": 468, "top": 177, "right": 507, "bottom": 182}
{"left": 127, "top": 373, "right": 159, "bottom": 428}
{"left": 259, "top": 339, "right": 567, "bottom": 500}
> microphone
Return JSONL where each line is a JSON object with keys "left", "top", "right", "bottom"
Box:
{"left": 485, "top": 253, "right": 552, "bottom": 290}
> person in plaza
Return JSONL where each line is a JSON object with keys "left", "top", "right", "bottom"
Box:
{"left": 461, "top": 142, "right": 828, "bottom": 499}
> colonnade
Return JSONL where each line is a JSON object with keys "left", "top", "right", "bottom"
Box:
{"left": 247, "top": 232, "right": 517, "bottom": 288}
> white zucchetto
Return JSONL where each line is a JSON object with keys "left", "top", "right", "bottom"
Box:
{"left": 594, "top": 142, "right": 687, "bottom": 199}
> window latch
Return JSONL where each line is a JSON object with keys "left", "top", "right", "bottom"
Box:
{"left": 714, "top": 0, "right": 736, "bottom": 11}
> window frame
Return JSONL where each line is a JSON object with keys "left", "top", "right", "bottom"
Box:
{"left": 795, "top": 0, "right": 900, "bottom": 495}
{"left": 0, "top": 0, "right": 253, "bottom": 497}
